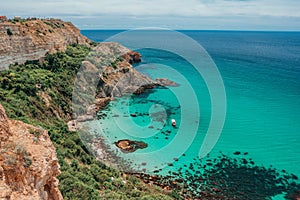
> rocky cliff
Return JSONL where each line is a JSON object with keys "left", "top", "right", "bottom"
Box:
{"left": 69, "top": 42, "right": 157, "bottom": 129}
{"left": 0, "top": 104, "right": 63, "bottom": 200}
{"left": 0, "top": 18, "right": 90, "bottom": 69}
{"left": 94, "top": 42, "right": 154, "bottom": 97}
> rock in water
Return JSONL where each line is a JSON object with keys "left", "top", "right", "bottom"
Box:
{"left": 115, "top": 139, "right": 148, "bottom": 153}
{"left": 155, "top": 78, "right": 179, "bottom": 87}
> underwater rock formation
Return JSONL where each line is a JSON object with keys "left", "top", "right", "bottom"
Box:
{"left": 127, "top": 152, "right": 300, "bottom": 199}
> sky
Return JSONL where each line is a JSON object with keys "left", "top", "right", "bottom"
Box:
{"left": 1, "top": 0, "right": 300, "bottom": 30}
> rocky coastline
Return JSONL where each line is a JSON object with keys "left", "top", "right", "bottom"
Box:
{"left": 68, "top": 45, "right": 300, "bottom": 198}
{"left": 1, "top": 17, "right": 300, "bottom": 199}
{"left": 68, "top": 42, "right": 178, "bottom": 132}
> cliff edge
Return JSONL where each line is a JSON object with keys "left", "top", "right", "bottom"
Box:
{"left": 0, "top": 18, "right": 91, "bottom": 69}
{"left": 0, "top": 104, "right": 63, "bottom": 200}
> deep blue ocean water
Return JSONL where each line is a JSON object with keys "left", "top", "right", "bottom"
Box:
{"left": 81, "top": 30, "right": 300, "bottom": 198}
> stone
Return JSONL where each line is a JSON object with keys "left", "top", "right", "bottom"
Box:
{"left": 115, "top": 139, "right": 148, "bottom": 153}
{"left": 122, "top": 51, "right": 142, "bottom": 64}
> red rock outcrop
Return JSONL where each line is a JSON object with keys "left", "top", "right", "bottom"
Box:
{"left": 122, "top": 51, "right": 142, "bottom": 64}
{"left": 0, "top": 104, "right": 63, "bottom": 200}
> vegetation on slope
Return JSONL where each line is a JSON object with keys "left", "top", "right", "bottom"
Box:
{"left": 0, "top": 44, "right": 173, "bottom": 200}
{"left": 1, "top": 44, "right": 300, "bottom": 200}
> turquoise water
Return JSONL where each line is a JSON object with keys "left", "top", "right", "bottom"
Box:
{"left": 82, "top": 30, "right": 300, "bottom": 198}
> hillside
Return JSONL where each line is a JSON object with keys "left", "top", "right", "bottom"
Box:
{"left": 0, "top": 18, "right": 91, "bottom": 69}
{"left": 0, "top": 18, "right": 175, "bottom": 199}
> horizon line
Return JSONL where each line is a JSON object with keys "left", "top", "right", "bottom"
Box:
{"left": 80, "top": 29, "right": 300, "bottom": 32}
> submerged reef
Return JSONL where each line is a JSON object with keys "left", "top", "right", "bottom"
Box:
{"left": 126, "top": 152, "right": 300, "bottom": 199}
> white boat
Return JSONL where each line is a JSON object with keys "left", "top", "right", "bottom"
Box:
{"left": 171, "top": 119, "right": 176, "bottom": 126}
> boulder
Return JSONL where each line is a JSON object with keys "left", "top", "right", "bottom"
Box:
{"left": 115, "top": 139, "right": 148, "bottom": 153}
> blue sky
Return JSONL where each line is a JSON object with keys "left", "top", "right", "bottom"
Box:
{"left": 1, "top": 0, "right": 300, "bottom": 30}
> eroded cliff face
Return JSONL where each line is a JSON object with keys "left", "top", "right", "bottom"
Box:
{"left": 0, "top": 104, "right": 63, "bottom": 200}
{"left": 94, "top": 42, "right": 154, "bottom": 98}
{"left": 69, "top": 42, "right": 157, "bottom": 128}
{"left": 0, "top": 19, "right": 90, "bottom": 69}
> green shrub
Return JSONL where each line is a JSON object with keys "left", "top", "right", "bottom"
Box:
{"left": 6, "top": 28, "right": 13, "bottom": 36}
{"left": 29, "top": 128, "right": 41, "bottom": 137}
{"left": 24, "top": 156, "right": 32, "bottom": 168}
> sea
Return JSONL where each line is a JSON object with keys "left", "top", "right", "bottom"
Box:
{"left": 81, "top": 30, "right": 300, "bottom": 199}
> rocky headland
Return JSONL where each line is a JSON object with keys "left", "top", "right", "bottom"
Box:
{"left": 69, "top": 42, "right": 179, "bottom": 131}
{"left": 0, "top": 18, "right": 91, "bottom": 69}
{"left": 69, "top": 42, "right": 160, "bottom": 131}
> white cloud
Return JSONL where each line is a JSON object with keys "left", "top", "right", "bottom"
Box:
{"left": 1, "top": 0, "right": 300, "bottom": 17}
{"left": 1, "top": 0, "right": 300, "bottom": 30}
